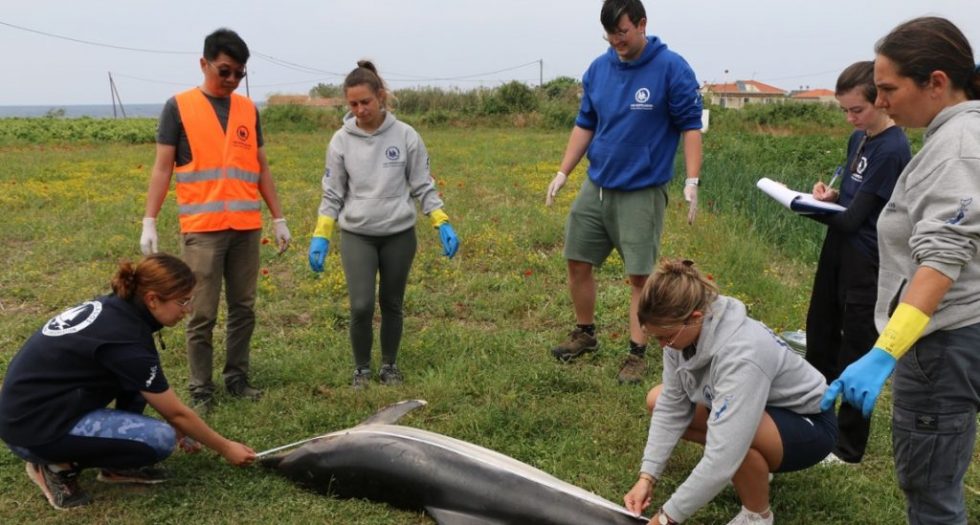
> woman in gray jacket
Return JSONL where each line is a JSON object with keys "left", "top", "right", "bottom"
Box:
{"left": 821, "top": 17, "right": 980, "bottom": 525}
{"left": 623, "top": 259, "right": 836, "bottom": 525}
{"left": 307, "top": 61, "right": 460, "bottom": 388}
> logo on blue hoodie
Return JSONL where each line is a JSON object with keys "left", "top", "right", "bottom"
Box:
{"left": 630, "top": 87, "right": 653, "bottom": 111}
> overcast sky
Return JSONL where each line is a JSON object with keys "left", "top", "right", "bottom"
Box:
{"left": 2, "top": 0, "right": 979, "bottom": 106}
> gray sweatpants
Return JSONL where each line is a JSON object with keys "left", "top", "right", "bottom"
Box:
{"left": 892, "top": 321, "right": 980, "bottom": 525}
{"left": 340, "top": 228, "right": 417, "bottom": 370}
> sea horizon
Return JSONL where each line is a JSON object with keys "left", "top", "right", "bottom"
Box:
{"left": 0, "top": 101, "right": 266, "bottom": 119}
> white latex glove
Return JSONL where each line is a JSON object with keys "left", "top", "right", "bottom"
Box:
{"left": 684, "top": 180, "right": 699, "bottom": 225}
{"left": 545, "top": 171, "right": 567, "bottom": 206}
{"left": 273, "top": 218, "right": 291, "bottom": 254}
{"left": 140, "top": 217, "right": 158, "bottom": 255}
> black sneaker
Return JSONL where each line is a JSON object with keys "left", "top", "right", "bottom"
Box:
{"left": 227, "top": 378, "right": 263, "bottom": 401}
{"left": 190, "top": 393, "right": 214, "bottom": 415}
{"left": 352, "top": 367, "right": 372, "bottom": 389}
{"left": 379, "top": 364, "right": 404, "bottom": 386}
{"left": 25, "top": 462, "right": 92, "bottom": 510}
{"left": 550, "top": 327, "right": 599, "bottom": 362}
{"left": 97, "top": 465, "right": 169, "bottom": 484}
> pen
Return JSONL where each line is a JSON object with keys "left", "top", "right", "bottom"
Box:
{"left": 828, "top": 166, "right": 843, "bottom": 188}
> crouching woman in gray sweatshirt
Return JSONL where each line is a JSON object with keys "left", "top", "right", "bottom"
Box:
{"left": 623, "top": 259, "right": 837, "bottom": 525}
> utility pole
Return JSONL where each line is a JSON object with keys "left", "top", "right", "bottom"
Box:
{"left": 539, "top": 59, "right": 543, "bottom": 86}
{"left": 108, "top": 72, "right": 127, "bottom": 118}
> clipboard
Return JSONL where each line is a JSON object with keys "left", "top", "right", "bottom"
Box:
{"left": 756, "top": 177, "right": 845, "bottom": 214}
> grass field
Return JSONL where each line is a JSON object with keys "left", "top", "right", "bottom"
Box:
{"left": 0, "top": 120, "right": 976, "bottom": 524}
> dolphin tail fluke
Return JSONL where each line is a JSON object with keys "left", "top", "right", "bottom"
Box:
{"left": 357, "top": 399, "right": 428, "bottom": 426}
{"left": 426, "top": 506, "right": 508, "bottom": 525}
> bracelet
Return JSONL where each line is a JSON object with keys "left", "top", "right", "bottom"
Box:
{"left": 556, "top": 171, "right": 567, "bottom": 177}
{"left": 638, "top": 472, "right": 657, "bottom": 485}
{"left": 685, "top": 178, "right": 700, "bottom": 186}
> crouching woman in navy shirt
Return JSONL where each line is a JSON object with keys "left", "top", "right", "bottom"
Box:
{"left": 0, "top": 253, "right": 255, "bottom": 510}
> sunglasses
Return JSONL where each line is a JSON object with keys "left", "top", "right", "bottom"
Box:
{"left": 174, "top": 296, "right": 194, "bottom": 308}
{"left": 208, "top": 61, "right": 246, "bottom": 80}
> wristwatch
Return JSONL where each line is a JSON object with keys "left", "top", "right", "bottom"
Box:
{"left": 657, "top": 508, "right": 679, "bottom": 525}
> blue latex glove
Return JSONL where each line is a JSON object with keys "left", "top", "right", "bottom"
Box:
{"left": 308, "top": 237, "right": 330, "bottom": 273}
{"left": 820, "top": 347, "right": 897, "bottom": 418}
{"left": 439, "top": 223, "right": 459, "bottom": 259}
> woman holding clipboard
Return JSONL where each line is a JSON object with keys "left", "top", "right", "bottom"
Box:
{"left": 803, "top": 61, "right": 910, "bottom": 464}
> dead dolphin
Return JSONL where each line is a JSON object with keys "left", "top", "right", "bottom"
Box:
{"left": 261, "top": 399, "right": 647, "bottom": 525}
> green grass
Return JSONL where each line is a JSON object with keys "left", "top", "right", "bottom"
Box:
{"left": 0, "top": 124, "right": 976, "bottom": 525}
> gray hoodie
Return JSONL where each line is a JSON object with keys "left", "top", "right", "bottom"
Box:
{"left": 641, "top": 296, "right": 827, "bottom": 522}
{"left": 876, "top": 101, "right": 980, "bottom": 333}
{"left": 318, "top": 111, "right": 444, "bottom": 236}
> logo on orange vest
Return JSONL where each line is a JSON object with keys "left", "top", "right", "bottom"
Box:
{"left": 236, "top": 125, "right": 250, "bottom": 142}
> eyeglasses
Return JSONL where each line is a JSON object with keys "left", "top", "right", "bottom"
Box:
{"left": 208, "top": 61, "right": 246, "bottom": 80}
{"left": 602, "top": 26, "right": 631, "bottom": 43}
{"left": 644, "top": 319, "right": 700, "bottom": 348}
{"left": 174, "top": 296, "right": 194, "bottom": 308}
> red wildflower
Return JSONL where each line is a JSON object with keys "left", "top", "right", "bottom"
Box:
{"left": 261, "top": 268, "right": 270, "bottom": 276}
{"left": 261, "top": 238, "right": 270, "bottom": 245}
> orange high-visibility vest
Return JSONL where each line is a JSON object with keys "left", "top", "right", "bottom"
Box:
{"left": 173, "top": 88, "right": 262, "bottom": 233}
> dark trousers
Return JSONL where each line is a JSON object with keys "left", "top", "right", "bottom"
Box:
{"left": 805, "top": 232, "right": 879, "bottom": 462}
{"left": 892, "top": 324, "right": 980, "bottom": 525}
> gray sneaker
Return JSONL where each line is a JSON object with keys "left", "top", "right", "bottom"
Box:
{"left": 97, "top": 464, "right": 169, "bottom": 484}
{"left": 379, "top": 364, "right": 404, "bottom": 386}
{"left": 617, "top": 354, "right": 647, "bottom": 384}
{"left": 352, "top": 367, "right": 372, "bottom": 389}
{"left": 25, "top": 462, "right": 92, "bottom": 510}
{"left": 227, "top": 378, "right": 263, "bottom": 401}
{"left": 550, "top": 327, "right": 599, "bottom": 362}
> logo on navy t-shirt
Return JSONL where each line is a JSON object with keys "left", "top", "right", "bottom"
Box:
{"left": 42, "top": 301, "right": 102, "bottom": 337}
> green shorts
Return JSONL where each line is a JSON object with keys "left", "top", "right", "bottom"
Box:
{"left": 563, "top": 178, "right": 667, "bottom": 276}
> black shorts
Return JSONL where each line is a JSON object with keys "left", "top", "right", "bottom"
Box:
{"left": 768, "top": 406, "right": 838, "bottom": 472}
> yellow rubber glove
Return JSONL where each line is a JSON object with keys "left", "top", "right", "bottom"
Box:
{"left": 313, "top": 215, "right": 335, "bottom": 239}
{"left": 429, "top": 209, "right": 449, "bottom": 229}
{"left": 874, "top": 303, "right": 931, "bottom": 359}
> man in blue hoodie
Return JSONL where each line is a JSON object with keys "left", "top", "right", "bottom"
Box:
{"left": 545, "top": 0, "right": 703, "bottom": 384}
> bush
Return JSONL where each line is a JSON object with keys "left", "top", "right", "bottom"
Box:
{"left": 540, "top": 76, "right": 581, "bottom": 103}
{"left": 261, "top": 104, "right": 342, "bottom": 133}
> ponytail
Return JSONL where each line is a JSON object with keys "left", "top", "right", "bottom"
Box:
{"left": 111, "top": 253, "right": 195, "bottom": 303}
{"left": 638, "top": 258, "right": 718, "bottom": 327}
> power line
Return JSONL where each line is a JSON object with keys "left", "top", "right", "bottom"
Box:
{"left": 0, "top": 19, "right": 195, "bottom": 55}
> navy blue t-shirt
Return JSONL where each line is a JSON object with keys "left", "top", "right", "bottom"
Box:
{"left": 0, "top": 295, "right": 170, "bottom": 447}
{"left": 837, "top": 126, "right": 911, "bottom": 258}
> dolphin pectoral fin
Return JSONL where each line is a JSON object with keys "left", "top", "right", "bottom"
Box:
{"left": 357, "top": 399, "right": 428, "bottom": 426}
{"left": 425, "top": 506, "right": 507, "bottom": 525}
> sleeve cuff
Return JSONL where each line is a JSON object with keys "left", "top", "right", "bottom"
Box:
{"left": 313, "top": 215, "right": 335, "bottom": 238}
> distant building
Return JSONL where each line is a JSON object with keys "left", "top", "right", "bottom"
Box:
{"left": 700, "top": 80, "right": 787, "bottom": 109}
{"left": 788, "top": 88, "right": 836, "bottom": 104}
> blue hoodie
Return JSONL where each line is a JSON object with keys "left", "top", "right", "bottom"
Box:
{"left": 576, "top": 36, "right": 702, "bottom": 190}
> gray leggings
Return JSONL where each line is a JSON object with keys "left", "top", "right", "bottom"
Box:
{"left": 340, "top": 228, "right": 417, "bottom": 369}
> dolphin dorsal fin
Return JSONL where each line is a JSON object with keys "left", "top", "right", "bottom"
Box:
{"left": 357, "top": 399, "right": 428, "bottom": 426}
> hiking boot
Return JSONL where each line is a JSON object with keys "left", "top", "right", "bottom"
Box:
{"left": 725, "top": 506, "right": 774, "bottom": 525}
{"left": 617, "top": 354, "right": 647, "bottom": 384}
{"left": 352, "top": 367, "right": 372, "bottom": 389}
{"left": 25, "top": 462, "right": 92, "bottom": 510}
{"left": 227, "top": 378, "right": 263, "bottom": 401}
{"left": 97, "top": 465, "right": 169, "bottom": 485}
{"left": 550, "top": 327, "right": 598, "bottom": 362}
{"left": 379, "top": 364, "right": 404, "bottom": 386}
{"left": 190, "top": 393, "right": 214, "bottom": 415}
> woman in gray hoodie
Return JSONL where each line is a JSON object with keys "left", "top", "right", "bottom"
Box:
{"left": 821, "top": 17, "right": 980, "bottom": 525}
{"left": 623, "top": 259, "right": 836, "bottom": 525}
{"left": 307, "top": 61, "right": 460, "bottom": 388}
